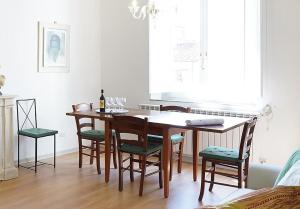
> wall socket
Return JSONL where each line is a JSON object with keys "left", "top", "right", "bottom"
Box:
{"left": 58, "top": 132, "right": 65, "bottom": 137}
{"left": 259, "top": 157, "right": 267, "bottom": 164}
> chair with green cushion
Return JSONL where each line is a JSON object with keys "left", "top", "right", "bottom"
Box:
{"left": 198, "top": 117, "right": 258, "bottom": 201}
{"left": 72, "top": 103, "right": 117, "bottom": 174}
{"left": 148, "top": 105, "right": 191, "bottom": 181}
{"left": 112, "top": 115, "right": 163, "bottom": 196}
{"left": 17, "top": 99, "right": 58, "bottom": 173}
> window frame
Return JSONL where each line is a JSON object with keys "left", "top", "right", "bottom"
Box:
{"left": 148, "top": 0, "right": 265, "bottom": 108}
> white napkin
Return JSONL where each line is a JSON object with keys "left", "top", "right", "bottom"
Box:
{"left": 185, "top": 118, "right": 224, "bottom": 126}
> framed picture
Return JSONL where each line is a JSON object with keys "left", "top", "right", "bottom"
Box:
{"left": 38, "top": 22, "right": 70, "bottom": 72}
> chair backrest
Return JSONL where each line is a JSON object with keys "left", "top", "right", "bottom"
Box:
{"left": 72, "top": 103, "right": 95, "bottom": 134}
{"left": 112, "top": 115, "right": 149, "bottom": 151}
{"left": 160, "top": 105, "right": 191, "bottom": 137}
{"left": 238, "top": 117, "right": 258, "bottom": 160}
{"left": 16, "top": 99, "right": 37, "bottom": 132}
{"left": 160, "top": 105, "right": 191, "bottom": 113}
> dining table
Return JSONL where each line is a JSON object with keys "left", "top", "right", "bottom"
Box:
{"left": 66, "top": 108, "right": 250, "bottom": 198}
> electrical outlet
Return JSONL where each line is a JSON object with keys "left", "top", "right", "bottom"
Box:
{"left": 259, "top": 157, "right": 267, "bottom": 164}
{"left": 58, "top": 132, "right": 65, "bottom": 137}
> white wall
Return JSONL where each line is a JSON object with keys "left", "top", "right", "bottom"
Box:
{"left": 100, "top": 0, "right": 300, "bottom": 166}
{"left": 0, "top": 0, "right": 102, "bottom": 160}
{"left": 255, "top": 0, "right": 300, "bottom": 165}
{"left": 100, "top": 0, "right": 149, "bottom": 107}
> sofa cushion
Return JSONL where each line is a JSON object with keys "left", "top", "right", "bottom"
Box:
{"left": 277, "top": 160, "right": 300, "bottom": 186}
{"left": 274, "top": 148, "right": 300, "bottom": 185}
{"left": 247, "top": 163, "right": 281, "bottom": 190}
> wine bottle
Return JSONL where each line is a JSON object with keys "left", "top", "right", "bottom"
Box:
{"left": 99, "top": 89, "right": 105, "bottom": 112}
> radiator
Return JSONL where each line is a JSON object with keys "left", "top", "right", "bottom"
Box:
{"left": 138, "top": 104, "right": 259, "bottom": 161}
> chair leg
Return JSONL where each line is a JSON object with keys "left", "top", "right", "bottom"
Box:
{"left": 139, "top": 155, "right": 146, "bottom": 196}
{"left": 178, "top": 140, "right": 184, "bottom": 174}
{"left": 18, "top": 134, "right": 20, "bottom": 167}
{"left": 139, "top": 156, "right": 142, "bottom": 169}
{"left": 244, "top": 158, "right": 249, "bottom": 188}
{"left": 118, "top": 151, "right": 123, "bottom": 192}
{"left": 112, "top": 135, "right": 117, "bottom": 169}
{"left": 130, "top": 154, "right": 134, "bottom": 182}
{"left": 169, "top": 143, "right": 173, "bottom": 181}
{"left": 238, "top": 163, "right": 243, "bottom": 188}
{"left": 35, "top": 138, "right": 37, "bottom": 173}
{"left": 209, "top": 162, "right": 215, "bottom": 192}
{"left": 54, "top": 135, "right": 56, "bottom": 168}
{"left": 90, "top": 141, "right": 95, "bottom": 165}
{"left": 198, "top": 158, "right": 206, "bottom": 201}
{"left": 96, "top": 142, "right": 101, "bottom": 174}
{"left": 78, "top": 137, "right": 83, "bottom": 168}
{"left": 158, "top": 151, "right": 163, "bottom": 189}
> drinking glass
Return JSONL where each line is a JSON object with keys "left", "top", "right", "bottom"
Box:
{"left": 116, "top": 97, "right": 125, "bottom": 110}
{"left": 121, "top": 97, "right": 127, "bottom": 109}
{"left": 105, "top": 97, "right": 112, "bottom": 111}
{"left": 110, "top": 97, "right": 118, "bottom": 110}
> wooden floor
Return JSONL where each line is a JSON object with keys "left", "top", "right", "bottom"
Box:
{"left": 0, "top": 153, "right": 240, "bottom": 209}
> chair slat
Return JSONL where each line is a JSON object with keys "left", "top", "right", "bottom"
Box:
{"left": 79, "top": 123, "right": 93, "bottom": 129}
{"left": 160, "top": 105, "right": 191, "bottom": 113}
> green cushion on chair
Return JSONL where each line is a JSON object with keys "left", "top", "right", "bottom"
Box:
{"left": 119, "top": 142, "right": 162, "bottom": 155}
{"left": 19, "top": 128, "right": 58, "bottom": 138}
{"left": 199, "top": 146, "right": 248, "bottom": 163}
{"left": 81, "top": 129, "right": 116, "bottom": 141}
{"left": 148, "top": 134, "right": 184, "bottom": 144}
{"left": 81, "top": 130, "right": 105, "bottom": 141}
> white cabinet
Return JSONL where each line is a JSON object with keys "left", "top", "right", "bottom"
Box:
{"left": 0, "top": 95, "right": 18, "bottom": 180}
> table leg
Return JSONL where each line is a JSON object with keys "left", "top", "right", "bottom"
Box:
{"left": 105, "top": 121, "right": 112, "bottom": 183}
{"left": 163, "top": 128, "right": 170, "bottom": 198}
{"left": 193, "top": 130, "right": 199, "bottom": 182}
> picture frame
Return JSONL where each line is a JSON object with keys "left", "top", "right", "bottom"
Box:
{"left": 38, "top": 22, "right": 70, "bottom": 73}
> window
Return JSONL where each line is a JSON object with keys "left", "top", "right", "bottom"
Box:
{"left": 149, "top": 0, "right": 261, "bottom": 105}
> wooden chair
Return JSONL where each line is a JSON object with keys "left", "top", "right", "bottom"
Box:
{"left": 72, "top": 103, "right": 117, "bottom": 174}
{"left": 198, "top": 117, "right": 258, "bottom": 201}
{"left": 112, "top": 115, "right": 163, "bottom": 196}
{"left": 16, "top": 99, "right": 58, "bottom": 173}
{"left": 148, "top": 105, "right": 191, "bottom": 180}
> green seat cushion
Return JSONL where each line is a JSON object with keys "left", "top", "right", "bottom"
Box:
{"left": 274, "top": 149, "right": 300, "bottom": 185}
{"left": 199, "top": 146, "right": 248, "bottom": 163}
{"left": 81, "top": 130, "right": 105, "bottom": 141}
{"left": 19, "top": 128, "right": 58, "bottom": 138}
{"left": 119, "top": 142, "right": 162, "bottom": 155}
{"left": 80, "top": 129, "right": 115, "bottom": 141}
{"left": 148, "top": 134, "right": 184, "bottom": 144}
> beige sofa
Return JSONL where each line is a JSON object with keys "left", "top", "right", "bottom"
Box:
{"left": 219, "top": 163, "right": 282, "bottom": 204}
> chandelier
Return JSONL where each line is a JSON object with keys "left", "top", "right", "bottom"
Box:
{"left": 128, "top": 0, "right": 159, "bottom": 20}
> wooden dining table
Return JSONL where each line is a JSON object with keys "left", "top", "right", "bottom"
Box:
{"left": 66, "top": 108, "right": 250, "bottom": 198}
